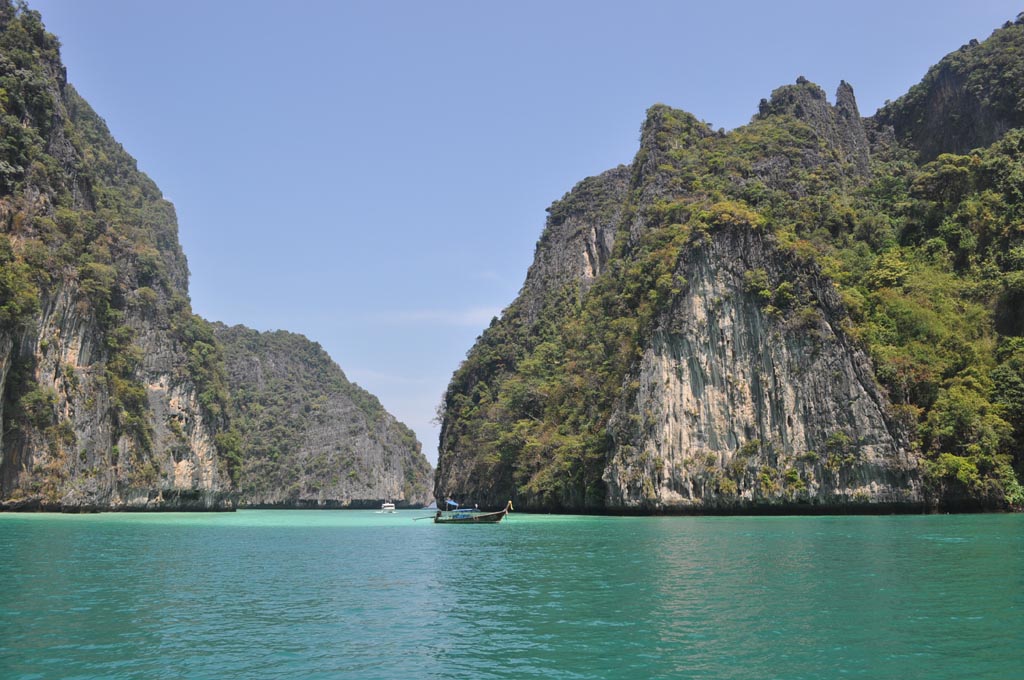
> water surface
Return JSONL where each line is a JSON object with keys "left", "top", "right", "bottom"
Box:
{"left": 1, "top": 511, "right": 1021, "bottom": 679}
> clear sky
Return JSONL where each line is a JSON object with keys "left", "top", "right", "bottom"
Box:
{"left": 30, "top": 0, "right": 1022, "bottom": 465}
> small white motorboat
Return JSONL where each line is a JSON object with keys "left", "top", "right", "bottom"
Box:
{"left": 380, "top": 501, "right": 396, "bottom": 513}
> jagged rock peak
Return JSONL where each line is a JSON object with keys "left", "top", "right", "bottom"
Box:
{"left": 757, "top": 77, "right": 870, "bottom": 176}
{"left": 835, "top": 80, "right": 857, "bottom": 109}
{"left": 635, "top": 104, "right": 716, "bottom": 176}
{"left": 629, "top": 105, "right": 716, "bottom": 239}
{"left": 835, "top": 80, "right": 863, "bottom": 128}
{"left": 757, "top": 76, "right": 828, "bottom": 119}
{"left": 640, "top": 104, "right": 716, "bottom": 152}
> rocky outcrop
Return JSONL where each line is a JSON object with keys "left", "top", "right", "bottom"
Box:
{"left": 757, "top": 79, "right": 870, "bottom": 177}
{"left": 872, "top": 17, "right": 1024, "bottom": 160}
{"left": 213, "top": 324, "right": 433, "bottom": 508}
{"left": 520, "top": 166, "right": 630, "bottom": 324}
{"left": 603, "top": 226, "right": 920, "bottom": 512}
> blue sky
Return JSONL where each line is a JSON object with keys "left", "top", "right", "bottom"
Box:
{"left": 31, "top": 0, "right": 1021, "bottom": 464}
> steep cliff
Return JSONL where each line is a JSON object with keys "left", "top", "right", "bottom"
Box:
{"left": 213, "top": 324, "right": 432, "bottom": 508}
{"left": 602, "top": 225, "right": 917, "bottom": 511}
{"left": 438, "top": 17, "right": 1024, "bottom": 513}
{"left": 0, "top": 5, "right": 234, "bottom": 510}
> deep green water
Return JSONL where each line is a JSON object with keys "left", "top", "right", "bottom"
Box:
{"left": 0, "top": 511, "right": 1021, "bottom": 679}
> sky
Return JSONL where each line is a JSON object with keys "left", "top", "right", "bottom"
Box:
{"left": 29, "top": 0, "right": 1022, "bottom": 465}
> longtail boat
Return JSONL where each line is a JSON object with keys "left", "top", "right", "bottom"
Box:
{"left": 434, "top": 499, "right": 513, "bottom": 524}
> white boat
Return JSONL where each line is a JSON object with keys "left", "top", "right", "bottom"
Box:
{"left": 380, "top": 501, "right": 396, "bottom": 513}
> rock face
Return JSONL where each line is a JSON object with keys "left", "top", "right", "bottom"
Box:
{"left": 213, "top": 324, "right": 433, "bottom": 508}
{"left": 0, "top": 6, "right": 232, "bottom": 510}
{"left": 520, "top": 166, "right": 631, "bottom": 324}
{"left": 602, "top": 226, "right": 919, "bottom": 511}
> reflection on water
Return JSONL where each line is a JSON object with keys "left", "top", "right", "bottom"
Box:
{"left": 0, "top": 512, "right": 1021, "bottom": 679}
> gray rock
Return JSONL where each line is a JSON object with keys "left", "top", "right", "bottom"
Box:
{"left": 757, "top": 78, "right": 871, "bottom": 177}
{"left": 603, "top": 225, "right": 920, "bottom": 512}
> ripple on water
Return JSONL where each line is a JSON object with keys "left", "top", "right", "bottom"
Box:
{"left": 0, "top": 512, "right": 1021, "bottom": 679}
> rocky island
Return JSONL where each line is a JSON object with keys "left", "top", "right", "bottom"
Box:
{"left": 436, "top": 18, "right": 1024, "bottom": 513}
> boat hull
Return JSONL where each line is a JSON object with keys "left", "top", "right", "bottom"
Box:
{"left": 433, "top": 501, "right": 512, "bottom": 524}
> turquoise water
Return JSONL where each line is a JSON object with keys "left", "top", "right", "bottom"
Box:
{"left": 0, "top": 511, "right": 1021, "bottom": 679}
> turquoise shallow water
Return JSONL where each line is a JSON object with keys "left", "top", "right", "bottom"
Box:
{"left": 0, "top": 511, "right": 1021, "bottom": 679}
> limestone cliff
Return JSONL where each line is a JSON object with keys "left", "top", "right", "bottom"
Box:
{"left": 0, "top": 5, "right": 232, "bottom": 510}
{"left": 438, "top": 17, "right": 1024, "bottom": 513}
{"left": 213, "top": 324, "right": 433, "bottom": 508}
{"left": 602, "top": 225, "right": 918, "bottom": 511}
{"left": 520, "top": 166, "right": 631, "bottom": 325}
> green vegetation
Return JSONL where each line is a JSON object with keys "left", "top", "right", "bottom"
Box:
{"left": 441, "top": 18, "right": 1024, "bottom": 511}
{"left": 0, "top": 233, "right": 37, "bottom": 327}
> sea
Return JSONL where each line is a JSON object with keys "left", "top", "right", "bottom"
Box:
{"left": 0, "top": 510, "right": 1021, "bottom": 679}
